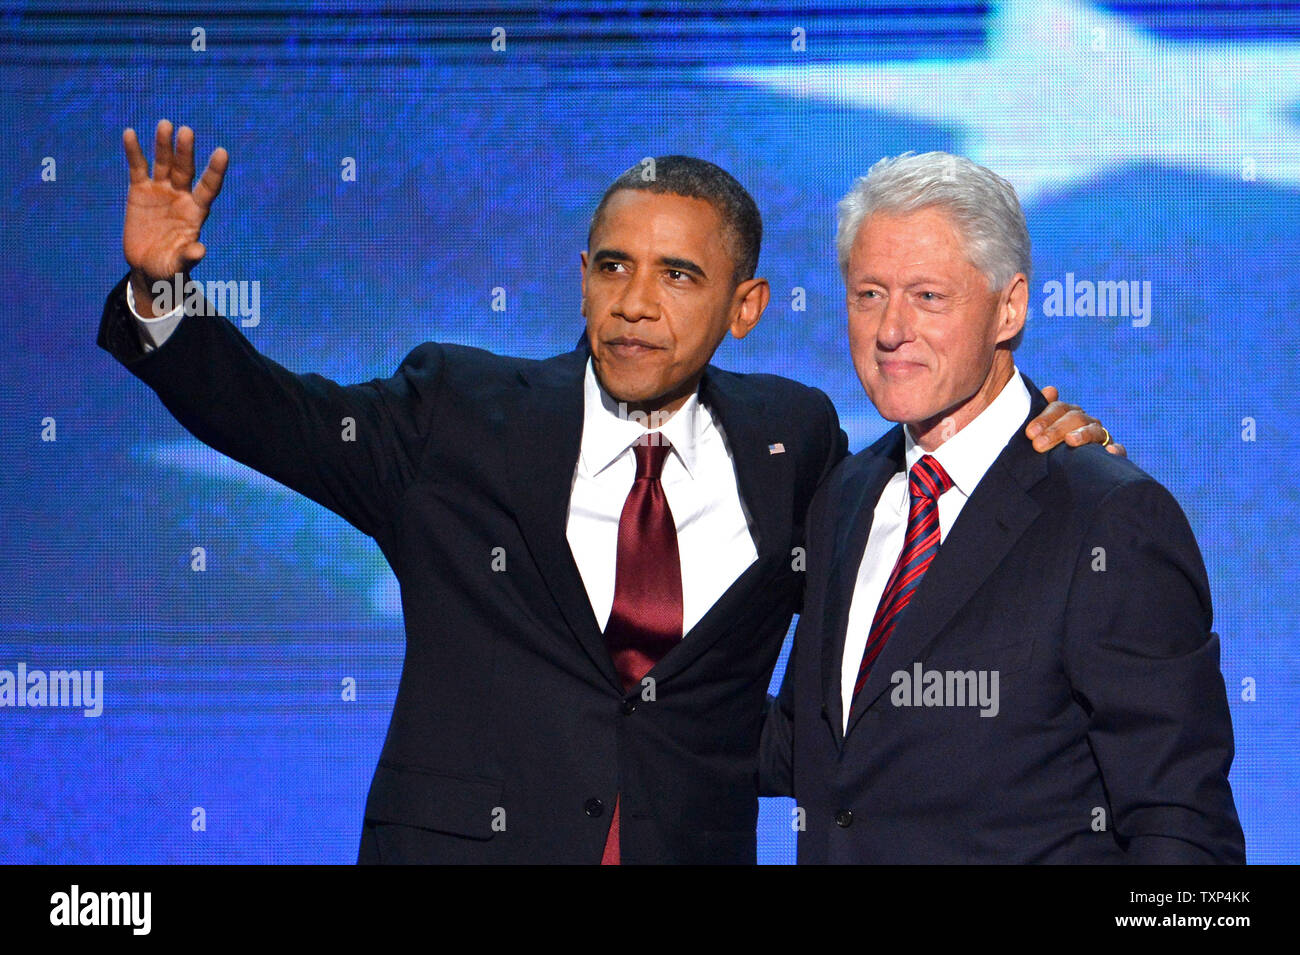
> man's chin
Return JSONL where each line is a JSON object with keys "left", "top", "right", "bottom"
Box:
{"left": 865, "top": 392, "right": 931, "bottom": 427}
{"left": 609, "top": 391, "right": 659, "bottom": 409}
{"left": 599, "top": 374, "right": 659, "bottom": 404}
{"left": 598, "top": 379, "right": 670, "bottom": 414}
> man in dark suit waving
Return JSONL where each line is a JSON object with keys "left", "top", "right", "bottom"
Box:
{"left": 100, "top": 123, "right": 1113, "bottom": 863}
{"left": 761, "top": 151, "right": 1245, "bottom": 863}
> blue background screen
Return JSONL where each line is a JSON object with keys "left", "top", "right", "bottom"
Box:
{"left": 2, "top": 0, "right": 1296, "bottom": 862}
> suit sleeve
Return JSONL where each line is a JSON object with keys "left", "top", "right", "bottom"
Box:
{"left": 788, "top": 388, "right": 848, "bottom": 620}
{"left": 815, "top": 389, "right": 849, "bottom": 487}
{"left": 758, "top": 647, "right": 796, "bottom": 797}
{"left": 97, "top": 272, "right": 445, "bottom": 541}
{"left": 760, "top": 442, "right": 841, "bottom": 799}
{"left": 1062, "top": 477, "right": 1246, "bottom": 863}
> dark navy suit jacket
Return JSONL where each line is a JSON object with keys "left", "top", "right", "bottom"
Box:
{"left": 98, "top": 273, "right": 846, "bottom": 863}
{"left": 761, "top": 380, "right": 1245, "bottom": 863}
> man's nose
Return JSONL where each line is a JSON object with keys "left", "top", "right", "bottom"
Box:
{"left": 876, "top": 295, "right": 912, "bottom": 349}
{"left": 613, "top": 270, "right": 661, "bottom": 322}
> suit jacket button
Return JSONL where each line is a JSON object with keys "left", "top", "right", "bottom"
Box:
{"left": 622, "top": 699, "right": 637, "bottom": 715}
{"left": 584, "top": 798, "right": 605, "bottom": 818}
{"left": 835, "top": 810, "right": 854, "bottom": 828}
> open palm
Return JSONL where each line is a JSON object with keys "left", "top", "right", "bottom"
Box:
{"left": 123, "top": 119, "right": 228, "bottom": 287}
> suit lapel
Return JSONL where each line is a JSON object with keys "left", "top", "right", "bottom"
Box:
{"left": 844, "top": 392, "right": 1051, "bottom": 735}
{"left": 645, "top": 366, "right": 793, "bottom": 685}
{"left": 505, "top": 357, "right": 799, "bottom": 693}
{"left": 506, "top": 348, "right": 621, "bottom": 690}
{"left": 819, "top": 429, "right": 905, "bottom": 743}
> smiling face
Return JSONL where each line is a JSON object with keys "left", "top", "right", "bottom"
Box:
{"left": 845, "top": 205, "right": 1027, "bottom": 450}
{"left": 582, "top": 190, "right": 769, "bottom": 418}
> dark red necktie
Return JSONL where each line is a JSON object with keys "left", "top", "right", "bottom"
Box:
{"left": 853, "top": 454, "right": 953, "bottom": 699}
{"left": 600, "top": 435, "right": 683, "bottom": 864}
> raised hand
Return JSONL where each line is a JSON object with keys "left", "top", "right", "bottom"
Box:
{"left": 122, "top": 119, "right": 228, "bottom": 315}
{"left": 1026, "top": 385, "right": 1127, "bottom": 457}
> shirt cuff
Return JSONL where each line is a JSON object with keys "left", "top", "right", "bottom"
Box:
{"left": 125, "top": 278, "right": 186, "bottom": 353}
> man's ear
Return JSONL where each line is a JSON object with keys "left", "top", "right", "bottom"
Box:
{"left": 729, "top": 277, "right": 770, "bottom": 340}
{"left": 579, "top": 250, "right": 589, "bottom": 317}
{"left": 995, "top": 273, "right": 1028, "bottom": 346}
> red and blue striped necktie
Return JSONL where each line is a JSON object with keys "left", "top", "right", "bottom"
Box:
{"left": 853, "top": 453, "right": 953, "bottom": 698}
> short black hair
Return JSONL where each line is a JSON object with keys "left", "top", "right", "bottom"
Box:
{"left": 587, "top": 156, "right": 762, "bottom": 286}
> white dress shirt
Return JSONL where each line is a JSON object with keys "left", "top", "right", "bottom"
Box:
{"left": 124, "top": 286, "right": 759, "bottom": 638}
{"left": 566, "top": 359, "right": 758, "bottom": 635}
{"left": 839, "top": 370, "right": 1031, "bottom": 730}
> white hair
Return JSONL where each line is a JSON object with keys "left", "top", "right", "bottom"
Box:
{"left": 836, "top": 152, "right": 1032, "bottom": 290}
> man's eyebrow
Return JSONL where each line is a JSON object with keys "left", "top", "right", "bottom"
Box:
{"left": 591, "top": 248, "right": 631, "bottom": 264}
{"left": 658, "top": 256, "right": 706, "bottom": 278}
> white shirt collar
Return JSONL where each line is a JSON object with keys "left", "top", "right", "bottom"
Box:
{"left": 580, "top": 357, "right": 703, "bottom": 479}
{"left": 902, "top": 368, "right": 1032, "bottom": 498}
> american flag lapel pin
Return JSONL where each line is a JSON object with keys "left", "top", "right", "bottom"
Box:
{"left": 768, "top": 442, "right": 785, "bottom": 455}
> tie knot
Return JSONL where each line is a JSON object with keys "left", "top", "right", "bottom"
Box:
{"left": 632, "top": 436, "right": 672, "bottom": 480}
{"left": 909, "top": 454, "right": 953, "bottom": 501}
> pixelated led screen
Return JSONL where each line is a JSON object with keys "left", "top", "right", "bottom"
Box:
{"left": 2, "top": 0, "right": 1296, "bottom": 862}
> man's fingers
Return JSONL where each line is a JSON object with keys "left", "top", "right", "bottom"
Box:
{"left": 1062, "top": 422, "right": 1106, "bottom": 446}
{"left": 1026, "top": 390, "right": 1066, "bottom": 438}
{"left": 193, "top": 147, "right": 229, "bottom": 211}
{"left": 171, "top": 125, "right": 196, "bottom": 191}
{"left": 1063, "top": 423, "right": 1125, "bottom": 454}
{"left": 1027, "top": 399, "right": 1080, "bottom": 442}
{"left": 152, "top": 119, "right": 174, "bottom": 183}
{"left": 1030, "top": 405, "right": 1087, "bottom": 449}
{"left": 123, "top": 128, "right": 148, "bottom": 184}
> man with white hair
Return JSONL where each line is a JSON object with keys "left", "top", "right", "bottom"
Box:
{"left": 760, "top": 152, "right": 1245, "bottom": 863}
